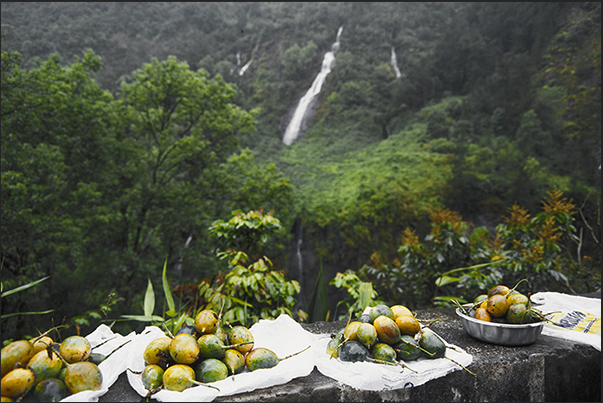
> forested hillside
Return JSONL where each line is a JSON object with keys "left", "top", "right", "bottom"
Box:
{"left": 1, "top": 2, "right": 600, "bottom": 340}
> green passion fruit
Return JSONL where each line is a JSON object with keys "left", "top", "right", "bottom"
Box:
{"left": 26, "top": 349, "right": 63, "bottom": 386}
{"left": 326, "top": 338, "right": 340, "bottom": 358}
{"left": 245, "top": 348, "right": 279, "bottom": 371}
{"left": 371, "top": 343, "right": 397, "bottom": 363}
{"left": 59, "top": 336, "right": 91, "bottom": 364}
{"left": 338, "top": 340, "right": 370, "bottom": 363}
{"left": 64, "top": 361, "right": 103, "bottom": 394}
{"left": 1, "top": 340, "right": 35, "bottom": 378}
{"left": 141, "top": 364, "right": 164, "bottom": 391}
{"left": 169, "top": 334, "right": 200, "bottom": 365}
{"left": 222, "top": 348, "right": 246, "bottom": 375}
{"left": 197, "top": 334, "right": 226, "bottom": 360}
{"left": 195, "top": 358, "right": 229, "bottom": 383}
{"left": 507, "top": 292, "right": 529, "bottom": 306}
{"left": 33, "top": 378, "right": 68, "bottom": 402}
{"left": 356, "top": 322, "right": 378, "bottom": 349}
{"left": 419, "top": 331, "right": 446, "bottom": 359}
{"left": 506, "top": 303, "right": 532, "bottom": 324}
{"left": 369, "top": 304, "right": 395, "bottom": 322}
{"left": 0, "top": 367, "right": 35, "bottom": 398}
{"left": 393, "top": 335, "right": 421, "bottom": 361}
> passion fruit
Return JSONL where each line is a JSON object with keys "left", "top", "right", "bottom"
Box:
{"left": 338, "top": 340, "right": 370, "bottom": 363}
{"left": 197, "top": 334, "right": 226, "bottom": 360}
{"left": 371, "top": 343, "right": 397, "bottom": 363}
{"left": 395, "top": 315, "right": 421, "bottom": 336}
{"left": 369, "top": 304, "right": 395, "bottom": 322}
{"left": 326, "top": 338, "right": 340, "bottom": 358}
{"left": 0, "top": 368, "right": 35, "bottom": 397}
{"left": 487, "top": 284, "right": 510, "bottom": 298}
{"left": 169, "top": 334, "right": 200, "bottom": 365}
{"left": 141, "top": 364, "right": 164, "bottom": 391}
{"left": 195, "top": 358, "right": 229, "bottom": 383}
{"left": 390, "top": 305, "right": 413, "bottom": 319}
{"left": 419, "top": 331, "right": 446, "bottom": 359}
{"left": 227, "top": 326, "right": 254, "bottom": 354}
{"left": 194, "top": 309, "right": 219, "bottom": 335}
{"left": 486, "top": 294, "right": 509, "bottom": 317}
{"left": 1, "top": 340, "right": 35, "bottom": 378}
{"left": 245, "top": 348, "right": 279, "bottom": 371}
{"left": 356, "top": 323, "right": 378, "bottom": 349}
{"left": 373, "top": 315, "right": 401, "bottom": 344}
{"left": 507, "top": 292, "right": 529, "bottom": 306}
{"left": 474, "top": 307, "right": 492, "bottom": 322}
{"left": 393, "top": 335, "right": 421, "bottom": 361}
{"left": 506, "top": 303, "right": 531, "bottom": 324}
{"left": 162, "top": 364, "right": 197, "bottom": 392}
{"left": 343, "top": 321, "right": 362, "bottom": 342}
{"left": 33, "top": 377, "right": 67, "bottom": 402}
{"left": 143, "top": 337, "right": 172, "bottom": 367}
{"left": 59, "top": 336, "right": 91, "bottom": 364}
{"left": 26, "top": 349, "right": 63, "bottom": 385}
{"left": 31, "top": 336, "right": 54, "bottom": 355}
{"left": 64, "top": 361, "right": 103, "bottom": 394}
{"left": 222, "top": 348, "right": 246, "bottom": 375}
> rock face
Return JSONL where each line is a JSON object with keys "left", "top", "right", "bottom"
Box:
{"left": 101, "top": 304, "right": 601, "bottom": 402}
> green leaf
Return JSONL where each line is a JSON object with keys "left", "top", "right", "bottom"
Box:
{"left": 1, "top": 276, "right": 51, "bottom": 298}
{"left": 144, "top": 279, "right": 155, "bottom": 317}
{"left": 162, "top": 259, "right": 176, "bottom": 314}
{"left": 1, "top": 309, "right": 54, "bottom": 319}
{"left": 435, "top": 275, "right": 462, "bottom": 287}
{"left": 358, "top": 282, "right": 373, "bottom": 312}
{"left": 120, "top": 314, "right": 165, "bottom": 322}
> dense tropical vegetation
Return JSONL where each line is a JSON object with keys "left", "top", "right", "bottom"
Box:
{"left": 1, "top": 2, "right": 600, "bottom": 343}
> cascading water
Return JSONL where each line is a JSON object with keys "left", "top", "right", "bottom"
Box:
{"left": 390, "top": 46, "right": 402, "bottom": 79}
{"left": 282, "top": 26, "right": 343, "bottom": 146}
{"left": 239, "top": 58, "right": 252, "bottom": 76}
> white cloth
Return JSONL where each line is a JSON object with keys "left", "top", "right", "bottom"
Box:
{"left": 126, "top": 314, "right": 316, "bottom": 402}
{"left": 61, "top": 324, "right": 138, "bottom": 402}
{"left": 312, "top": 327, "right": 472, "bottom": 391}
{"left": 531, "top": 292, "right": 601, "bottom": 351}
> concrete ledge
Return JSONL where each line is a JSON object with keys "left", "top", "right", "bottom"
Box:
{"left": 101, "top": 305, "right": 601, "bottom": 402}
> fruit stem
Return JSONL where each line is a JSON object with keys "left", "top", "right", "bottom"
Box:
{"left": 445, "top": 355, "right": 476, "bottom": 376}
{"left": 397, "top": 336, "right": 435, "bottom": 357}
{"left": 506, "top": 278, "right": 529, "bottom": 298}
{"left": 91, "top": 336, "right": 117, "bottom": 350}
{"left": 191, "top": 379, "right": 220, "bottom": 391}
{"left": 279, "top": 345, "right": 311, "bottom": 361}
{"left": 98, "top": 340, "right": 132, "bottom": 364}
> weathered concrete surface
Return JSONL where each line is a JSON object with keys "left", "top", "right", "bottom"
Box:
{"left": 101, "top": 296, "right": 601, "bottom": 402}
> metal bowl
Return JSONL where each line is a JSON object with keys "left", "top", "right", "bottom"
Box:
{"left": 456, "top": 307, "right": 545, "bottom": 346}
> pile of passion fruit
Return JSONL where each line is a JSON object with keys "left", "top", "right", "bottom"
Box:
{"left": 138, "top": 309, "right": 308, "bottom": 395}
{"left": 1, "top": 331, "right": 105, "bottom": 402}
{"left": 326, "top": 304, "right": 449, "bottom": 370}
{"left": 461, "top": 281, "right": 546, "bottom": 324}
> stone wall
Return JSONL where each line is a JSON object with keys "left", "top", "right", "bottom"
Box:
{"left": 101, "top": 302, "right": 601, "bottom": 402}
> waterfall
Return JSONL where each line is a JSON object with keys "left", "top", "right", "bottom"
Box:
{"left": 390, "top": 46, "right": 402, "bottom": 79}
{"left": 282, "top": 26, "right": 343, "bottom": 146}
{"left": 230, "top": 51, "right": 242, "bottom": 75}
{"left": 239, "top": 58, "right": 252, "bottom": 76}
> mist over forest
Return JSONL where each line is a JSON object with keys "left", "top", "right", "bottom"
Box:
{"left": 1, "top": 2, "right": 600, "bottom": 341}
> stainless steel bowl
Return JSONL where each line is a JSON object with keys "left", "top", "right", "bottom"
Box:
{"left": 456, "top": 307, "right": 545, "bottom": 346}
